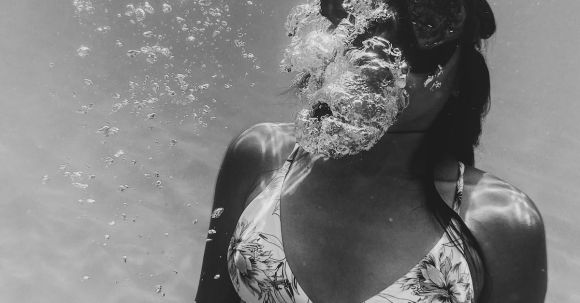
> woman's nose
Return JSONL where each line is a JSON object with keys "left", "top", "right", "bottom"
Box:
{"left": 320, "top": 0, "right": 348, "bottom": 26}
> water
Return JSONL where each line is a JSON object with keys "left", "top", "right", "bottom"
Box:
{"left": 0, "top": 0, "right": 578, "bottom": 302}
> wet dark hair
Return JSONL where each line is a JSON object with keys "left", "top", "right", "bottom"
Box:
{"left": 323, "top": 0, "right": 496, "bottom": 300}
{"left": 412, "top": 0, "right": 496, "bottom": 301}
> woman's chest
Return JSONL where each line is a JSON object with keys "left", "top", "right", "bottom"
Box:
{"left": 278, "top": 181, "right": 445, "bottom": 303}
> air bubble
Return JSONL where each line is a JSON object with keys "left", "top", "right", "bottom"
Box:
{"left": 125, "top": 4, "right": 135, "bottom": 16}
{"left": 211, "top": 208, "right": 224, "bottom": 219}
{"left": 143, "top": 31, "right": 154, "bottom": 38}
{"left": 162, "top": 3, "right": 172, "bottom": 13}
{"left": 76, "top": 104, "right": 94, "bottom": 114}
{"left": 114, "top": 150, "right": 125, "bottom": 158}
{"left": 77, "top": 45, "right": 91, "bottom": 58}
{"left": 95, "top": 26, "right": 111, "bottom": 33}
{"left": 143, "top": 2, "right": 154, "bottom": 14}
{"left": 127, "top": 50, "right": 140, "bottom": 58}
{"left": 72, "top": 182, "right": 89, "bottom": 190}
{"left": 134, "top": 8, "right": 146, "bottom": 21}
{"left": 96, "top": 125, "right": 119, "bottom": 137}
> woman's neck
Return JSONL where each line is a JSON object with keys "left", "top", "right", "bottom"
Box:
{"left": 308, "top": 131, "right": 433, "bottom": 180}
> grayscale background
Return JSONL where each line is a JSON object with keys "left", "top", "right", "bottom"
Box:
{"left": 0, "top": 0, "right": 577, "bottom": 302}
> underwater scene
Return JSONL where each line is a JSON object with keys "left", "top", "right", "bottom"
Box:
{"left": 0, "top": 0, "right": 578, "bottom": 302}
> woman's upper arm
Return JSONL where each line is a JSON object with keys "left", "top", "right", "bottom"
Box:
{"left": 464, "top": 173, "right": 547, "bottom": 303}
{"left": 195, "top": 123, "right": 295, "bottom": 303}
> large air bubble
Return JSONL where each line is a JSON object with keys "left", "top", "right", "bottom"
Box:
{"left": 284, "top": 0, "right": 409, "bottom": 158}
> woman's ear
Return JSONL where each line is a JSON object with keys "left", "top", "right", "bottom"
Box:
{"left": 320, "top": 0, "right": 348, "bottom": 25}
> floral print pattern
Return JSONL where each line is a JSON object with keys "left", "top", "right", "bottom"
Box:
{"left": 228, "top": 219, "right": 307, "bottom": 303}
{"left": 227, "top": 146, "right": 471, "bottom": 303}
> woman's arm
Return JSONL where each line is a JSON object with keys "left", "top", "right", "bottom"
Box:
{"left": 195, "top": 123, "right": 296, "bottom": 303}
{"left": 463, "top": 170, "right": 547, "bottom": 303}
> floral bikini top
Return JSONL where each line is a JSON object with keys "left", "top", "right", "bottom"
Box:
{"left": 227, "top": 144, "right": 473, "bottom": 303}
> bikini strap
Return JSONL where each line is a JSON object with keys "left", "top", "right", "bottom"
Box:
{"left": 452, "top": 161, "right": 465, "bottom": 213}
{"left": 276, "top": 143, "right": 301, "bottom": 180}
{"left": 286, "top": 143, "right": 301, "bottom": 162}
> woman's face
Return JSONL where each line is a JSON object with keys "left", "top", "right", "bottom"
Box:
{"left": 283, "top": 0, "right": 463, "bottom": 158}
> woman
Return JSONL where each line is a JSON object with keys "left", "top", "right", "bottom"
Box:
{"left": 196, "top": 0, "right": 547, "bottom": 302}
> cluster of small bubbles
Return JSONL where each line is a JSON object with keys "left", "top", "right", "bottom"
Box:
{"left": 112, "top": 99, "right": 129, "bottom": 112}
{"left": 95, "top": 25, "right": 111, "bottom": 34}
{"left": 71, "top": 0, "right": 267, "bottom": 194}
{"left": 62, "top": 170, "right": 96, "bottom": 190}
{"left": 76, "top": 103, "right": 94, "bottom": 114}
{"left": 126, "top": 45, "right": 172, "bottom": 64}
{"left": 41, "top": 175, "right": 50, "bottom": 184}
{"left": 76, "top": 45, "right": 91, "bottom": 58}
{"left": 125, "top": 2, "right": 154, "bottom": 22}
{"left": 175, "top": 74, "right": 189, "bottom": 90}
{"left": 104, "top": 156, "right": 115, "bottom": 166}
{"left": 96, "top": 125, "right": 120, "bottom": 137}
{"left": 72, "top": 0, "right": 94, "bottom": 15}
{"left": 424, "top": 65, "right": 444, "bottom": 91}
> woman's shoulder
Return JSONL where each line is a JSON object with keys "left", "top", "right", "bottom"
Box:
{"left": 226, "top": 122, "right": 297, "bottom": 171}
{"left": 462, "top": 166, "right": 547, "bottom": 302}
{"left": 461, "top": 166, "right": 544, "bottom": 234}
